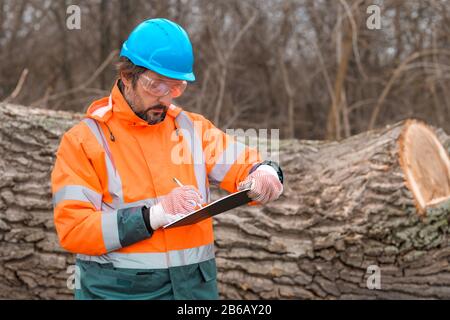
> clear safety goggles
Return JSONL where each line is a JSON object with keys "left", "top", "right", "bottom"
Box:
{"left": 139, "top": 74, "right": 187, "bottom": 98}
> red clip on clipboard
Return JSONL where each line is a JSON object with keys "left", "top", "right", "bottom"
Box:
{"left": 163, "top": 188, "right": 252, "bottom": 229}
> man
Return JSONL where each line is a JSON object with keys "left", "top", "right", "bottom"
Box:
{"left": 51, "top": 18, "right": 283, "bottom": 300}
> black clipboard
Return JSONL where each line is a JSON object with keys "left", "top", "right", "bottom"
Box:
{"left": 163, "top": 188, "right": 252, "bottom": 229}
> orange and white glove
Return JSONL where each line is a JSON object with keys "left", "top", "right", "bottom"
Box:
{"left": 149, "top": 185, "right": 203, "bottom": 230}
{"left": 238, "top": 165, "right": 283, "bottom": 204}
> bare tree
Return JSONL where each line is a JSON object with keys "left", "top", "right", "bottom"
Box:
{"left": 1, "top": 0, "right": 450, "bottom": 139}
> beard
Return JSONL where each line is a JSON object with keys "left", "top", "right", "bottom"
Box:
{"left": 134, "top": 104, "right": 168, "bottom": 125}
{"left": 125, "top": 89, "right": 168, "bottom": 124}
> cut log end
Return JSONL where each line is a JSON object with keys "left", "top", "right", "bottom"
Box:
{"left": 399, "top": 120, "right": 450, "bottom": 214}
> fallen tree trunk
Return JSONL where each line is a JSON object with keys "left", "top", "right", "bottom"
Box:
{"left": 0, "top": 104, "right": 81, "bottom": 299}
{"left": 1, "top": 103, "right": 450, "bottom": 299}
{"left": 215, "top": 120, "right": 450, "bottom": 299}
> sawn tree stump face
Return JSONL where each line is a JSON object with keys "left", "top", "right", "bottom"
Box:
{"left": 399, "top": 120, "right": 450, "bottom": 212}
{"left": 1, "top": 103, "right": 450, "bottom": 299}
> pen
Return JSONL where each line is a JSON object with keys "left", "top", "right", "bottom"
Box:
{"left": 172, "top": 177, "right": 183, "bottom": 188}
{"left": 173, "top": 177, "right": 203, "bottom": 208}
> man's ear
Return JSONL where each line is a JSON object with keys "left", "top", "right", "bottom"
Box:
{"left": 120, "top": 72, "right": 131, "bottom": 88}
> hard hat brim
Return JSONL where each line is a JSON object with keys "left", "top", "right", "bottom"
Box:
{"left": 120, "top": 48, "right": 196, "bottom": 82}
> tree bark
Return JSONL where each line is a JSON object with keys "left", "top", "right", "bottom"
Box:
{"left": 0, "top": 103, "right": 81, "bottom": 299}
{"left": 1, "top": 103, "right": 450, "bottom": 299}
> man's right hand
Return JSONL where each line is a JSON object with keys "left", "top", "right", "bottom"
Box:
{"left": 149, "top": 185, "right": 203, "bottom": 230}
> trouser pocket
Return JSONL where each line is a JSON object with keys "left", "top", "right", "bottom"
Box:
{"left": 170, "top": 259, "right": 219, "bottom": 300}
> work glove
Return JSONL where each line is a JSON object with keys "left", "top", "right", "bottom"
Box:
{"left": 238, "top": 166, "right": 283, "bottom": 205}
{"left": 149, "top": 185, "right": 203, "bottom": 230}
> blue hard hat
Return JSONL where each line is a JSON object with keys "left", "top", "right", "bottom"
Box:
{"left": 120, "top": 18, "right": 195, "bottom": 82}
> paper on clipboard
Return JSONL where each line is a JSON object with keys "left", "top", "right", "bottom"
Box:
{"left": 163, "top": 188, "right": 252, "bottom": 229}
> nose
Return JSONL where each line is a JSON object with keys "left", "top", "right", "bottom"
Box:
{"left": 158, "top": 93, "right": 173, "bottom": 107}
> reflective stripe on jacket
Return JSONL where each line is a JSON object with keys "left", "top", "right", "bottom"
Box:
{"left": 51, "top": 81, "right": 261, "bottom": 270}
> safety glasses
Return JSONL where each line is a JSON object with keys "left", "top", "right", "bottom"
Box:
{"left": 139, "top": 74, "right": 187, "bottom": 98}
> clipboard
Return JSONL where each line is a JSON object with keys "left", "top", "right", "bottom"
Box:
{"left": 163, "top": 188, "right": 252, "bottom": 229}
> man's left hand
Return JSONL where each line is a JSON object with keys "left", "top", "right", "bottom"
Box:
{"left": 238, "top": 169, "right": 283, "bottom": 204}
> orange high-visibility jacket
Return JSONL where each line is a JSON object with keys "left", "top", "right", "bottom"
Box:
{"left": 51, "top": 82, "right": 261, "bottom": 269}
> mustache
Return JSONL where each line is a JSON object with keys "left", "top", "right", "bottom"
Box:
{"left": 145, "top": 104, "right": 167, "bottom": 112}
